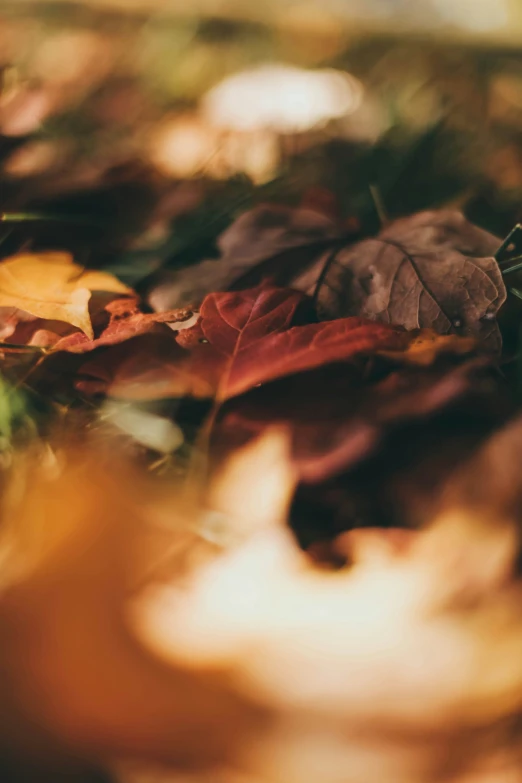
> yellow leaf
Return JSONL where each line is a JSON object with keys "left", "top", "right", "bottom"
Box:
{"left": 0, "top": 252, "right": 130, "bottom": 339}
{"left": 378, "top": 329, "right": 477, "bottom": 366}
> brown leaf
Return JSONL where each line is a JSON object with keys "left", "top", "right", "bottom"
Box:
{"left": 0, "top": 252, "right": 130, "bottom": 340}
{"left": 218, "top": 204, "right": 339, "bottom": 264}
{"left": 316, "top": 210, "right": 506, "bottom": 353}
{"left": 147, "top": 204, "right": 341, "bottom": 311}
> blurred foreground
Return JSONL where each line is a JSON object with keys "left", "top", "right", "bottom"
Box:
{"left": 3, "top": 422, "right": 522, "bottom": 783}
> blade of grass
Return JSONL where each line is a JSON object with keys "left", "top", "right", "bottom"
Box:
{"left": 496, "top": 225, "right": 522, "bottom": 265}
{"left": 0, "top": 212, "right": 104, "bottom": 228}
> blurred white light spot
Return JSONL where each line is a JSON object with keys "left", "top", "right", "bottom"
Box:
{"left": 148, "top": 114, "right": 217, "bottom": 178}
{"left": 202, "top": 64, "right": 364, "bottom": 134}
{"left": 103, "top": 401, "right": 183, "bottom": 454}
{"left": 222, "top": 130, "right": 280, "bottom": 184}
{"left": 431, "top": 0, "right": 508, "bottom": 31}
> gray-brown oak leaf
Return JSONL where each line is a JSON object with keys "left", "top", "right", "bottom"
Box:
{"left": 316, "top": 210, "right": 506, "bottom": 353}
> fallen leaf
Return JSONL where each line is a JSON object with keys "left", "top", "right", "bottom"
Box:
{"left": 216, "top": 357, "right": 501, "bottom": 489}
{"left": 80, "top": 334, "right": 215, "bottom": 401}
{"left": 299, "top": 186, "right": 342, "bottom": 222}
{"left": 58, "top": 299, "right": 213, "bottom": 401}
{"left": 287, "top": 364, "right": 510, "bottom": 546}
{"left": 177, "top": 286, "right": 410, "bottom": 401}
{"left": 147, "top": 204, "right": 341, "bottom": 311}
{"left": 0, "top": 252, "right": 130, "bottom": 340}
{"left": 381, "top": 329, "right": 477, "bottom": 366}
{"left": 218, "top": 204, "right": 340, "bottom": 265}
{"left": 182, "top": 286, "right": 484, "bottom": 402}
{"left": 316, "top": 210, "right": 506, "bottom": 353}
{"left": 52, "top": 297, "right": 194, "bottom": 353}
{"left": 8, "top": 318, "right": 79, "bottom": 349}
{"left": 0, "top": 308, "right": 38, "bottom": 342}
{"left": 221, "top": 317, "right": 406, "bottom": 399}
{"left": 107, "top": 287, "right": 478, "bottom": 404}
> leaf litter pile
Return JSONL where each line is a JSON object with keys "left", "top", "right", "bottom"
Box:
{"left": 5, "top": 201, "right": 522, "bottom": 783}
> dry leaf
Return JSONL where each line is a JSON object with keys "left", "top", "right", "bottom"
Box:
{"left": 53, "top": 297, "right": 194, "bottom": 353}
{"left": 148, "top": 205, "right": 340, "bottom": 312}
{"left": 0, "top": 308, "right": 39, "bottom": 342}
{"left": 217, "top": 204, "right": 339, "bottom": 267}
{"left": 178, "top": 286, "right": 482, "bottom": 404}
{"left": 381, "top": 329, "right": 477, "bottom": 366}
{"left": 288, "top": 371, "right": 510, "bottom": 549}
{"left": 216, "top": 357, "right": 504, "bottom": 493}
{"left": 176, "top": 286, "right": 409, "bottom": 401}
{"left": 81, "top": 334, "right": 216, "bottom": 400}
{"left": 316, "top": 210, "right": 506, "bottom": 353}
{"left": 106, "top": 287, "right": 478, "bottom": 404}
{"left": 0, "top": 252, "right": 130, "bottom": 340}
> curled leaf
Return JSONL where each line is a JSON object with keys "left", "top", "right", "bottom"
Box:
{"left": 52, "top": 298, "right": 194, "bottom": 353}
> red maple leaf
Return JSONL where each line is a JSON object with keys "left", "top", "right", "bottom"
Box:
{"left": 178, "top": 286, "right": 410, "bottom": 400}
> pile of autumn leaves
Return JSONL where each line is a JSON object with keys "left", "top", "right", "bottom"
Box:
{"left": 0, "top": 206, "right": 515, "bottom": 540}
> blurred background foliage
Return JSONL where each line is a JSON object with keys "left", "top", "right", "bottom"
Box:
{"left": 1, "top": 0, "right": 522, "bottom": 273}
